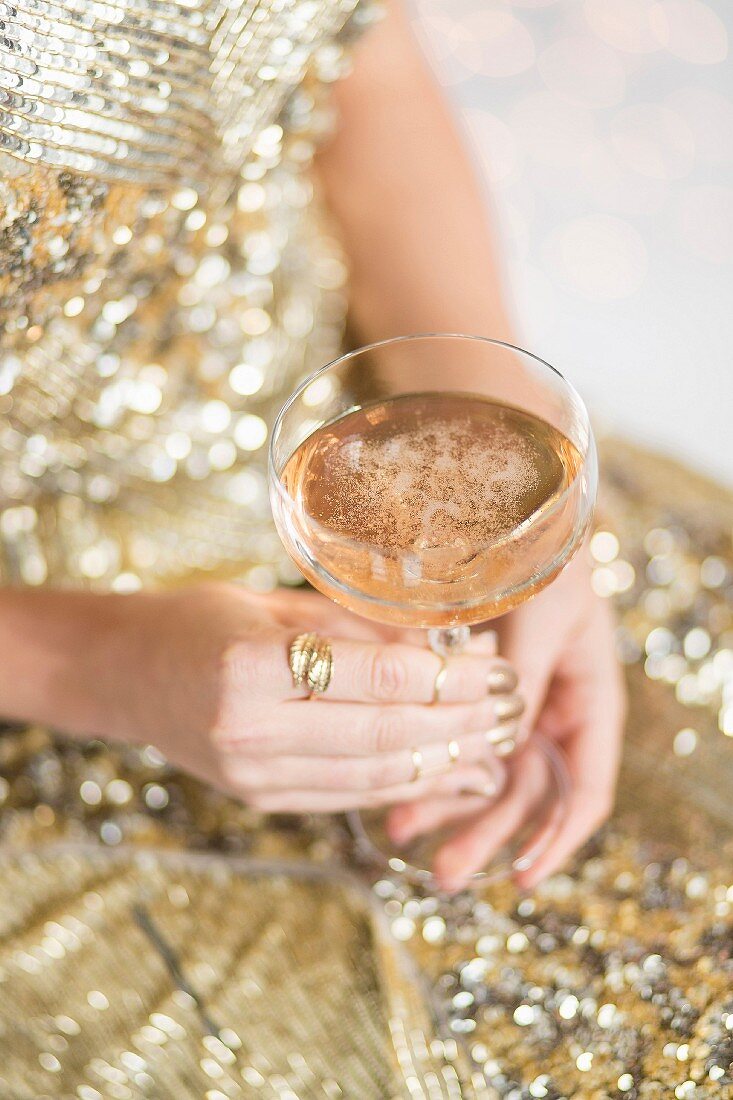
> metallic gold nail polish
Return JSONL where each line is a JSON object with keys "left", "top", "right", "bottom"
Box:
{"left": 485, "top": 719, "right": 519, "bottom": 745}
{"left": 487, "top": 666, "right": 518, "bottom": 694}
{"left": 494, "top": 738, "right": 516, "bottom": 758}
{"left": 494, "top": 694, "right": 525, "bottom": 720}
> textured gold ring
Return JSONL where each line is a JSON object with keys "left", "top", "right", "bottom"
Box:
{"left": 289, "top": 632, "right": 334, "bottom": 695}
{"left": 431, "top": 658, "right": 449, "bottom": 705}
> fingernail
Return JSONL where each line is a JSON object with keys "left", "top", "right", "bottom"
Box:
{"left": 494, "top": 737, "right": 516, "bottom": 758}
{"left": 494, "top": 694, "right": 525, "bottom": 720}
{"left": 487, "top": 666, "right": 518, "bottom": 694}
{"left": 485, "top": 719, "right": 519, "bottom": 745}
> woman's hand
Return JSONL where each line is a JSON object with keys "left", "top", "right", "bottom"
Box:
{"left": 97, "top": 585, "right": 520, "bottom": 812}
{"left": 387, "top": 553, "right": 627, "bottom": 892}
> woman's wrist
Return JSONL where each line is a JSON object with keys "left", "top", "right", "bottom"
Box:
{"left": 0, "top": 587, "right": 141, "bottom": 740}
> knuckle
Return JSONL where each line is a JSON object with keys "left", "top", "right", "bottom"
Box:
{"left": 218, "top": 637, "right": 254, "bottom": 693}
{"left": 219, "top": 633, "right": 281, "bottom": 699}
{"left": 372, "top": 708, "right": 407, "bottom": 754}
{"left": 211, "top": 638, "right": 266, "bottom": 743}
{"left": 366, "top": 648, "right": 410, "bottom": 701}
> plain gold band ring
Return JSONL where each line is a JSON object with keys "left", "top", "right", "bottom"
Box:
{"left": 411, "top": 740, "right": 460, "bottom": 782}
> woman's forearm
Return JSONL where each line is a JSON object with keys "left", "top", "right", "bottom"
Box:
{"left": 315, "top": 0, "right": 513, "bottom": 347}
{"left": 0, "top": 588, "right": 133, "bottom": 737}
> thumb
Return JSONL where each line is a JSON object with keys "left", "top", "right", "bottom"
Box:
{"left": 497, "top": 597, "right": 570, "bottom": 732}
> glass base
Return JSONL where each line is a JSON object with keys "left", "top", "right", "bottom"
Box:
{"left": 348, "top": 733, "right": 570, "bottom": 890}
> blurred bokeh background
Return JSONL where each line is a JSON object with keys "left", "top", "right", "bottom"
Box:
{"left": 410, "top": 0, "right": 732, "bottom": 486}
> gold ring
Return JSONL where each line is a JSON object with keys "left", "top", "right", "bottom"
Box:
{"left": 431, "top": 657, "right": 448, "bottom": 705}
{"left": 411, "top": 749, "right": 423, "bottom": 782}
{"left": 411, "top": 742, "right": 458, "bottom": 782}
{"left": 289, "top": 632, "right": 334, "bottom": 695}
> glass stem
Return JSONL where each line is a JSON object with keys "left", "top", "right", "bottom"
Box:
{"left": 427, "top": 625, "right": 471, "bottom": 658}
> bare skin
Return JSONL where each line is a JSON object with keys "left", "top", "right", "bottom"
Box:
{"left": 387, "top": 553, "right": 626, "bottom": 890}
{"left": 0, "top": 585, "right": 513, "bottom": 811}
{"left": 0, "top": 1, "right": 625, "bottom": 889}
{"left": 315, "top": 0, "right": 514, "bottom": 347}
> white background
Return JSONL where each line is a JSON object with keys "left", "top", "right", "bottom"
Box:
{"left": 411, "top": 0, "right": 733, "bottom": 487}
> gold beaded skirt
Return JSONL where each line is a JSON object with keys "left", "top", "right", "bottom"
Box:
{"left": 1, "top": 441, "right": 732, "bottom": 1100}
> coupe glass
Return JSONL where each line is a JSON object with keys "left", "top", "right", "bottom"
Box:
{"left": 269, "top": 334, "right": 597, "bottom": 886}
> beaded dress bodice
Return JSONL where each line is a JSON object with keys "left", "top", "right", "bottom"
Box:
{"left": 0, "top": 0, "right": 370, "bottom": 590}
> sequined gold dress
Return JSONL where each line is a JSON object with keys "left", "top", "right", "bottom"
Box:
{"left": 0, "top": 0, "right": 371, "bottom": 589}
{"left": 2, "top": 5, "right": 733, "bottom": 1099}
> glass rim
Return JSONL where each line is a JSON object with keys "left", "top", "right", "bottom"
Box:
{"left": 269, "top": 331, "right": 592, "bottom": 487}
{"left": 268, "top": 333, "right": 595, "bottom": 614}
